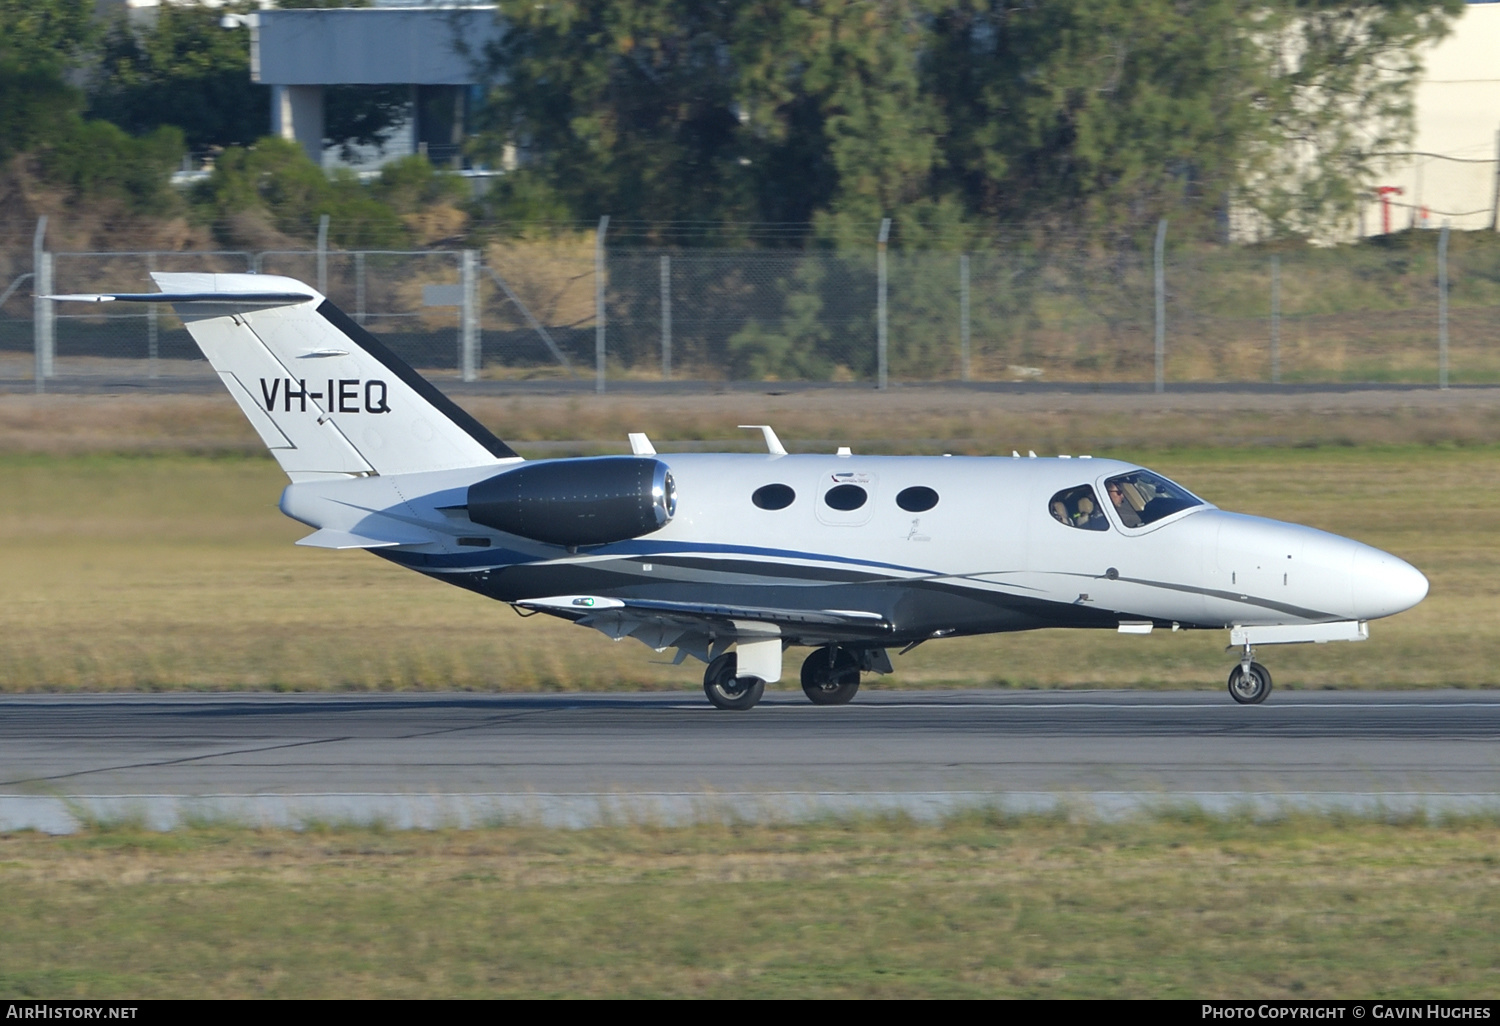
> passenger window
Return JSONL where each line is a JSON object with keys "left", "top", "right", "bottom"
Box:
{"left": 1048, "top": 485, "right": 1109, "bottom": 531}
{"left": 896, "top": 486, "right": 938, "bottom": 512}
{"left": 752, "top": 484, "right": 796, "bottom": 510}
{"left": 824, "top": 484, "right": 868, "bottom": 511}
{"left": 1103, "top": 470, "right": 1203, "bottom": 527}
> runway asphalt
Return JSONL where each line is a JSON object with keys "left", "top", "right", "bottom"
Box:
{"left": 3, "top": 689, "right": 1499, "bottom": 831}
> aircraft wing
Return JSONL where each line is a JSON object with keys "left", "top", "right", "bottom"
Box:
{"left": 513, "top": 594, "right": 892, "bottom": 664}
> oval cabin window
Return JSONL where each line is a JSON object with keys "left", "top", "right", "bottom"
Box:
{"left": 751, "top": 483, "right": 796, "bottom": 510}
{"left": 896, "top": 486, "right": 939, "bottom": 512}
{"left": 823, "top": 484, "right": 868, "bottom": 511}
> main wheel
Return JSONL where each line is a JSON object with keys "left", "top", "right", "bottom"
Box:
{"left": 1227, "top": 661, "right": 1273, "bottom": 705}
{"left": 703, "top": 653, "right": 766, "bottom": 711}
{"left": 800, "top": 647, "right": 861, "bottom": 706}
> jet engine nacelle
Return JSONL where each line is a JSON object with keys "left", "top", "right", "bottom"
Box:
{"left": 467, "top": 456, "right": 677, "bottom": 547}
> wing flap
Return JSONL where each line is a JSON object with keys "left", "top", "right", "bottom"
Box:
{"left": 296, "top": 527, "right": 430, "bottom": 550}
{"left": 514, "top": 595, "right": 890, "bottom": 631}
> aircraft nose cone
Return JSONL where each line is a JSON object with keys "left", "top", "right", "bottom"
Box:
{"left": 1350, "top": 546, "right": 1428, "bottom": 619}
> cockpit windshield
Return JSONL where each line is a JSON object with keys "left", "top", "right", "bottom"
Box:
{"left": 1102, "top": 470, "right": 1203, "bottom": 527}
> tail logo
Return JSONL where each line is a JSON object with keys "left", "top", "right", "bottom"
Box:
{"left": 259, "top": 378, "right": 391, "bottom": 415}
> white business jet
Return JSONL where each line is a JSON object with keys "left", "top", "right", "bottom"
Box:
{"left": 50, "top": 274, "right": 1429, "bottom": 709}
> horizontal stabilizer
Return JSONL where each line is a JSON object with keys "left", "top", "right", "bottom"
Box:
{"left": 46, "top": 292, "right": 314, "bottom": 306}
{"left": 295, "top": 527, "right": 429, "bottom": 550}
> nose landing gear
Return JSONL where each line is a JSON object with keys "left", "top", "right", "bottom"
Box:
{"left": 800, "top": 647, "right": 861, "bottom": 706}
{"left": 1227, "top": 644, "right": 1272, "bottom": 704}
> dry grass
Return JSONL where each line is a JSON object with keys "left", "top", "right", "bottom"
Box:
{"left": 0, "top": 440, "right": 1493, "bottom": 692}
{"left": 2, "top": 814, "right": 1499, "bottom": 997}
{"left": 4, "top": 387, "right": 1500, "bottom": 457}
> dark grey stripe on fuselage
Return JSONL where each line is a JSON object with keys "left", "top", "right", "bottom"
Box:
{"left": 1113, "top": 573, "right": 1336, "bottom": 621}
{"left": 379, "top": 550, "right": 1209, "bottom": 644}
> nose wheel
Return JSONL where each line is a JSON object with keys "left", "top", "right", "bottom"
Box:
{"left": 703, "top": 652, "right": 766, "bottom": 711}
{"left": 800, "top": 647, "right": 861, "bottom": 705}
{"left": 1227, "top": 659, "right": 1273, "bottom": 705}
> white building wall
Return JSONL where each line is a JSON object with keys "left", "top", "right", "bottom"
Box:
{"left": 1367, "top": 2, "right": 1500, "bottom": 233}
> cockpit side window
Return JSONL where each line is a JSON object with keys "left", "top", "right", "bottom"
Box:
{"left": 1103, "top": 470, "right": 1203, "bottom": 526}
{"left": 1048, "top": 485, "right": 1109, "bottom": 531}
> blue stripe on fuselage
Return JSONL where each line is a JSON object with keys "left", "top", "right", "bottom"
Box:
{"left": 376, "top": 540, "right": 937, "bottom": 577}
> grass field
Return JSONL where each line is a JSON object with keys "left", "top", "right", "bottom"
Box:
{"left": 3, "top": 813, "right": 1499, "bottom": 998}
{"left": 0, "top": 439, "right": 1495, "bottom": 692}
{"left": 3, "top": 392, "right": 1497, "bottom": 999}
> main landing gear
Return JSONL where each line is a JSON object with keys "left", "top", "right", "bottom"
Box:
{"left": 703, "top": 646, "right": 872, "bottom": 710}
{"left": 703, "top": 653, "right": 765, "bottom": 711}
{"left": 1227, "top": 643, "right": 1273, "bottom": 705}
{"left": 800, "top": 647, "right": 861, "bottom": 706}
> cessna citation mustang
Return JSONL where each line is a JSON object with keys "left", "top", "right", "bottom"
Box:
{"left": 50, "top": 274, "right": 1429, "bottom": 710}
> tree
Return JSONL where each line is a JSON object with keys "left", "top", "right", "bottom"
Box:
{"left": 481, "top": 0, "right": 1460, "bottom": 242}
{"left": 476, "top": 1, "right": 762, "bottom": 229}
{"left": 88, "top": 5, "right": 267, "bottom": 151}
{"left": 195, "top": 137, "right": 416, "bottom": 248}
{"left": 925, "top": 0, "right": 1460, "bottom": 241}
{"left": 0, "top": 0, "right": 94, "bottom": 67}
{"left": 926, "top": 0, "right": 1256, "bottom": 240}
{"left": 1242, "top": 0, "right": 1462, "bottom": 238}
{"left": 0, "top": 60, "right": 82, "bottom": 162}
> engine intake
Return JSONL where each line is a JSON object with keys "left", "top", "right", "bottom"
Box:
{"left": 467, "top": 457, "right": 677, "bottom": 547}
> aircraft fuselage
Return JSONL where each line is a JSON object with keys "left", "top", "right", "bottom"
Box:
{"left": 278, "top": 452, "right": 1427, "bottom": 648}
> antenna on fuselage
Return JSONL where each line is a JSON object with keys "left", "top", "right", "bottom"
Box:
{"left": 738, "top": 425, "right": 787, "bottom": 456}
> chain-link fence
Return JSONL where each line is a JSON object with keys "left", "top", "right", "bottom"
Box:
{"left": 4, "top": 224, "right": 1498, "bottom": 388}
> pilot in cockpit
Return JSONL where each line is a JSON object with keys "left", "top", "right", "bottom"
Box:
{"left": 1107, "top": 480, "right": 1143, "bottom": 527}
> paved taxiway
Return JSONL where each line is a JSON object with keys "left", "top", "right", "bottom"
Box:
{"left": 2, "top": 690, "right": 1499, "bottom": 830}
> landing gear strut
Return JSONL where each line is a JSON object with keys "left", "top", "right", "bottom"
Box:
{"left": 800, "top": 647, "right": 861, "bottom": 706}
{"left": 1227, "top": 644, "right": 1272, "bottom": 705}
{"left": 703, "top": 652, "right": 766, "bottom": 711}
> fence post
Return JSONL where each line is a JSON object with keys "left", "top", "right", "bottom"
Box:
{"left": 147, "top": 252, "right": 159, "bottom": 379}
{"left": 316, "top": 214, "right": 329, "bottom": 295}
{"left": 660, "top": 254, "right": 672, "bottom": 380}
{"left": 877, "top": 217, "right": 891, "bottom": 390}
{"left": 1270, "top": 255, "right": 1280, "bottom": 385}
{"left": 460, "top": 249, "right": 479, "bottom": 383}
{"left": 1154, "top": 218, "right": 1167, "bottom": 394}
{"left": 959, "top": 253, "right": 971, "bottom": 382}
{"left": 1491, "top": 127, "right": 1499, "bottom": 232}
{"left": 33, "top": 216, "right": 51, "bottom": 392}
{"left": 595, "top": 214, "right": 609, "bottom": 394}
{"left": 355, "top": 251, "right": 366, "bottom": 325}
{"left": 1438, "top": 223, "right": 1450, "bottom": 390}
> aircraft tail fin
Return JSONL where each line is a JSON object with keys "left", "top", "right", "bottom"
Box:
{"left": 53, "top": 273, "right": 518, "bottom": 480}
